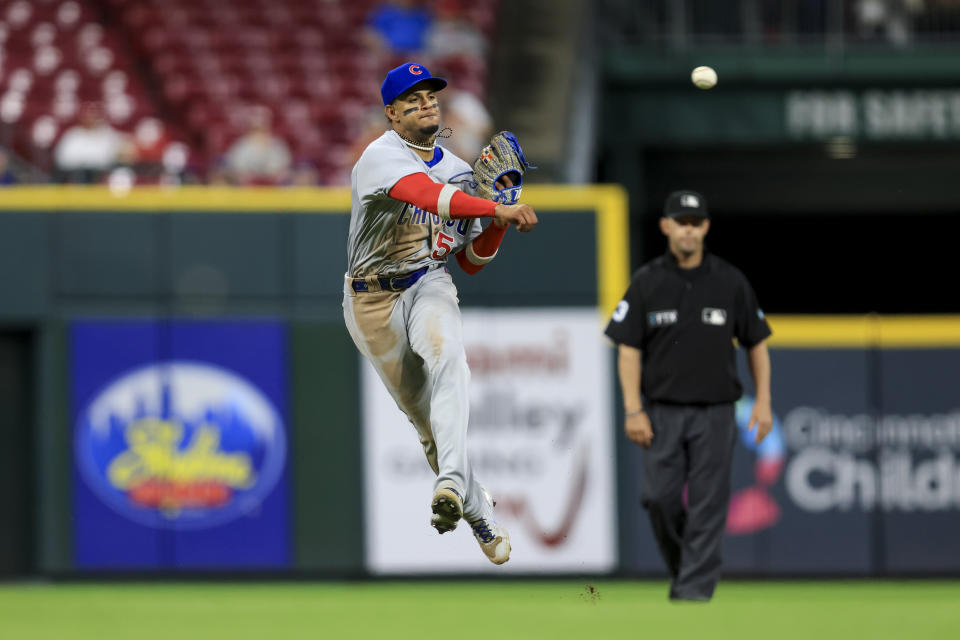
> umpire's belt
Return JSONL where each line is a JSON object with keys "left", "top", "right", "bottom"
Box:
{"left": 350, "top": 265, "right": 430, "bottom": 293}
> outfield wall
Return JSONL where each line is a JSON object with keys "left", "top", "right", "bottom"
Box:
{"left": 1, "top": 188, "right": 958, "bottom": 577}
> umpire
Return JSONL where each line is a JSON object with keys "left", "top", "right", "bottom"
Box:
{"left": 605, "top": 190, "right": 773, "bottom": 602}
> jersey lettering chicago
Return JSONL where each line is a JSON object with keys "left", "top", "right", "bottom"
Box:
{"left": 347, "top": 130, "right": 481, "bottom": 278}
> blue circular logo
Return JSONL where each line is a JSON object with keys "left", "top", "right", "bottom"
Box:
{"left": 75, "top": 361, "right": 287, "bottom": 530}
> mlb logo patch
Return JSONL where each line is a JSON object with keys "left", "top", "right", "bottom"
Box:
{"left": 702, "top": 308, "right": 727, "bottom": 326}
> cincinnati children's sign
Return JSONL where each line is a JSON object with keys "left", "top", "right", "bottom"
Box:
{"left": 781, "top": 407, "right": 960, "bottom": 512}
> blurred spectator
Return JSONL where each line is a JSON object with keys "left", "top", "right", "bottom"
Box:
{"left": 223, "top": 106, "right": 292, "bottom": 185}
{"left": 440, "top": 89, "right": 493, "bottom": 162}
{"left": 855, "top": 0, "right": 925, "bottom": 45}
{"left": 365, "top": 0, "right": 434, "bottom": 55}
{"left": 207, "top": 156, "right": 233, "bottom": 186}
{"left": 131, "top": 117, "right": 173, "bottom": 173}
{"left": 425, "top": 0, "right": 487, "bottom": 58}
{"left": 346, "top": 105, "right": 391, "bottom": 169}
{"left": 53, "top": 103, "right": 133, "bottom": 184}
{"left": 289, "top": 160, "right": 321, "bottom": 186}
{"left": 159, "top": 142, "right": 192, "bottom": 186}
{"left": 0, "top": 147, "right": 19, "bottom": 185}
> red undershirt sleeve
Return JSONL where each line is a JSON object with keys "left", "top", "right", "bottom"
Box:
{"left": 456, "top": 223, "right": 508, "bottom": 275}
{"left": 388, "top": 172, "right": 497, "bottom": 220}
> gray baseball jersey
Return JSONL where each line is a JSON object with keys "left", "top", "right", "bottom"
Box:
{"left": 343, "top": 129, "right": 499, "bottom": 527}
{"left": 346, "top": 130, "right": 483, "bottom": 278}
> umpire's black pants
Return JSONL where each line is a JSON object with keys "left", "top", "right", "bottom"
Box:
{"left": 641, "top": 402, "right": 737, "bottom": 601}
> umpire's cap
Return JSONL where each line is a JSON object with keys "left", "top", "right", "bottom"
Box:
{"left": 663, "top": 190, "right": 709, "bottom": 219}
{"left": 381, "top": 62, "right": 447, "bottom": 105}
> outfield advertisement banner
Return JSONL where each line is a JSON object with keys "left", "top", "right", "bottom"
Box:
{"left": 363, "top": 309, "right": 617, "bottom": 574}
{"left": 70, "top": 320, "right": 291, "bottom": 569}
{"left": 624, "top": 348, "right": 960, "bottom": 575}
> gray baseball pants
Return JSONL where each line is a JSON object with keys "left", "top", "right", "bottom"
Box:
{"left": 343, "top": 266, "right": 492, "bottom": 522}
{"left": 641, "top": 402, "right": 737, "bottom": 601}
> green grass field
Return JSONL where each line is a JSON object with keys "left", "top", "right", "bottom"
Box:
{"left": 1, "top": 580, "right": 958, "bottom": 640}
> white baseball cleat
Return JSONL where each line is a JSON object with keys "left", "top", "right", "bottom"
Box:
{"left": 430, "top": 484, "right": 463, "bottom": 534}
{"left": 466, "top": 486, "right": 510, "bottom": 564}
{"left": 467, "top": 515, "right": 511, "bottom": 565}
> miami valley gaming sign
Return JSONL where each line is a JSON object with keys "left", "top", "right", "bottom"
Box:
{"left": 71, "top": 320, "right": 290, "bottom": 569}
{"left": 363, "top": 309, "right": 617, "bottom": 574}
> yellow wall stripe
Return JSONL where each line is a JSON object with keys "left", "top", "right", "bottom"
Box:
{"left": 768, "top": 314, "right": 960, "bottom": 348}
{"left": 0, "top": 186, "right": 352, "bottom": 211}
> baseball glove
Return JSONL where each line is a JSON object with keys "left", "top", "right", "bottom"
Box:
{"left": 473, "top": 131, "right": 535, "bottom": 205}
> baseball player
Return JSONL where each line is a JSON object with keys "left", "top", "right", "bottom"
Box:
{"left": 342, "top": 62, "right": 538, "bottom": 565}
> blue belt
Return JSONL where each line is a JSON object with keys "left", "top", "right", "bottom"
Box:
{"left": 351, "top": 265, "right": 430, "bottom": 293}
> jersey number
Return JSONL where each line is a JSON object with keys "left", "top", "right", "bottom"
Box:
{"left": 432, "top": 232, "right": 454, "bottom": 259}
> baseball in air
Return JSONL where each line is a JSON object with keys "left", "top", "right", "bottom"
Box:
{"left": 691, "top": 66, "right": 717, "bottom": 90}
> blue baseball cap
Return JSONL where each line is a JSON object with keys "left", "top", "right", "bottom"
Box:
{"left": 381, "top": 62, "right": 447, "bottom": 105}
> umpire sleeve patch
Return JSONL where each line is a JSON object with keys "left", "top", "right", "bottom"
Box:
{"left": 611, "top": 300, "right": 629, "bottom": 322}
